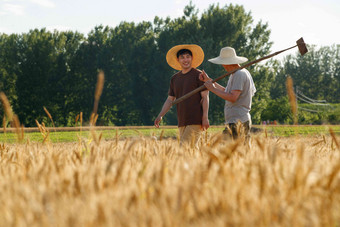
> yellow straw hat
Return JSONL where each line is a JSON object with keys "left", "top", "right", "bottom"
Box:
{"left": 166, "top": 44, "right": 204, "bottom": 70}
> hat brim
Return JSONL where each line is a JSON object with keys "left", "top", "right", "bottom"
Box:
{"left": 166, "top": 44, "right": 204, "bottom": 70}
{"left": 208, "top": 56, "right": 248, "bottom": 65}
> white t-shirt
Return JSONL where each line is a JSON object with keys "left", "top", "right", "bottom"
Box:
{"left": 224, "top": 68, "right": 256, "bottom": 124}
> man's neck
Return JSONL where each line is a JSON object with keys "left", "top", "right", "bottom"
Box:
{"left": 181, "top": 67, "right": 192, "bottom": 74}
{"left": 223, "top": 64, "right": 240, "bottom": 72}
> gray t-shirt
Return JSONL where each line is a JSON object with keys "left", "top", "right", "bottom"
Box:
{"left": 224, "top": 68, "right": 256, "bottom": 124}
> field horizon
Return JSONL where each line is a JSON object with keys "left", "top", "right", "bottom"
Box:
{"left": 1, "top": 125, "right": 340, "bottom": 144}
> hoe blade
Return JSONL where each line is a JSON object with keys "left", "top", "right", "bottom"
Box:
{"left": 296, "top": 37, "right": 308, "bottom": 56}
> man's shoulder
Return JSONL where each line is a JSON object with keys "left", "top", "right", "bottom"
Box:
{"left": 234, "top": 69, "right": 251, "bottom": 79}
{"left": 234, "top": 68, "right": 248, "bottom": 75}
{"left": 170, "top": 71, "right": 181, "bottom": 80}
{"left": 191, "top": 68, "right": 202, "bottom": 75}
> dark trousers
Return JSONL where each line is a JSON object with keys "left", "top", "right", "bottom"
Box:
{"left": 223, "top": 121, "right": 251, "bottom": 141}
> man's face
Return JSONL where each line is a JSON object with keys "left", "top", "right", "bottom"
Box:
{"left": 178, "top": 53, "right": 192, "bottom": 70}
{"left": 223, "top": 64, "right": 239, "bottom": 72}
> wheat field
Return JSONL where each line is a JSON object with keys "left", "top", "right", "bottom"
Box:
{"left": 0, "top": 130, "right": 340, "bottom": 227}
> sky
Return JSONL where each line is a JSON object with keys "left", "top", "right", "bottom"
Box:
{"left": 0, "top": 0, "right": 339, "bottom": 59}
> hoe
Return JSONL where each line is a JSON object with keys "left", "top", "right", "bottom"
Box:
{"left": 172, "top": 37, "right": 308, "bottom": 106}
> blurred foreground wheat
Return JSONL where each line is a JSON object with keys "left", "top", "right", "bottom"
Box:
{"left": 0, "top": 133, "right": 340, "bottom": 226}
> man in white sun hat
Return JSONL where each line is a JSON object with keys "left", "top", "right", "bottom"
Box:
{"left": 199, "top": 47, "right": 256, "bottom": 141}
{"left": 154, "top": 44, "right": 209, "bottom": 147}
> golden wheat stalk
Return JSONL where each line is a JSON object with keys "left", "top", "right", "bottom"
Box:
{"left": 89, "top": 113, "right": 99, "bottom": 126}
{"left": 2, "top": 115, "right": 6, "bottom": 133}
{"left": 286, "top": 76, "right": 298, "bottom": 124}
{"left": 42, "top": 131, "right": 50, "bottom": 144}
{"left": 43, "top": 106, "right": 56, "bottom": 131}
{"left": 312, "top": 140, "right": 324, "bottom": 147}
{"left": 94, "top": 114, "right": 99, "bottom": 125}
{"left": 91, "top": 129, "right": 99, "bottom": 146}
{"left": 35, "top": 119, "right": 42, "bottom": 131}
{"left": 80, "top": 112, "right": 83, "bottom": 126}
{"left": 329, "top": 128, "right": 339, "bottom": 150}
{"left": 159, "top": 129, "right": 164, "bottom": 141}
{"left": 90, "top": 113, "right": 95, "bottom": 126}
{"left": 35, "top": 119, "right": 51, "bottom": 143}
{"left": 79, "top": 112, "right": 83, "bottom": 134}
{"left": 12, "top": 115, "right": 23, "bottom": 142}
{"left": 0, "top": 92, "right": 13, "bottom": 121}
{"left": 225, "top": 125, "right": 233, "bottom": 136}
{"left": 20, "top": 124, "right": 24, "bottom": 141}
{"left": 75, "top": 114, "right": 80, "bottom": 126}
{"left": 115, "top": 128, "right": 119, "bottom": 146}
{"left": 1, "top": 134, "right": 340, "bottom": 226}
{"left": 93, "top": 70, "right": 105, "bottom": 115}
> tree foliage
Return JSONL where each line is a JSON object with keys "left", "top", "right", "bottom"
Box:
{"left": 268, "top": 45, "right": 340, "bottom": 124}
{"left": 0, "top": 3, "right": 338, "bottom": 126}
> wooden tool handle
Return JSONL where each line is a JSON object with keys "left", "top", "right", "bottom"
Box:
{"left": 171, "top": 39, "right": 307, "bottom": 106}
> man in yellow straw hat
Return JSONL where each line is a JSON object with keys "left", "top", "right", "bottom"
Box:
{"left": 154, "top": 44, "right": 209, "bottom": 147}
{"left": 199, "top": 47, "right": 256, "bottom": 142}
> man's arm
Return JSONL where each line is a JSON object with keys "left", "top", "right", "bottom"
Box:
{"left": 211, "top": 82, "right": 226, "bottom": 92}
{"left": 200, "top": 90, "right": 210, "bottom": 130}
{"left": 204, "top": 80, "right": 241, "bottom": 103}
{"left": 154, "top": 96, "right": 175, "bottom": 128}
{"left": 199, "top": 70, "right": 225, "bottom": 91}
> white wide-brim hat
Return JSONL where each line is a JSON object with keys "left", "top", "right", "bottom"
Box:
{"left": 208, "top": 47, "right": 248, "bottom": 65}
{"left": 166, "top": 44, "right": 204, "bottom": 70}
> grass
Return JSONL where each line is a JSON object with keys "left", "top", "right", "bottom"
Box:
{"left": 1, "top": 125, "right": 340, "bottom": 143}
{"left": 260, "top": 125, "right": 340, "bottom": 137}
{"left": 0, "top": 127, "right": 224, "bottom": 143}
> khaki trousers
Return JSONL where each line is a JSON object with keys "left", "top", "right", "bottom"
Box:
{"left": 178, "top": 125, "right": 202, "bottom": 148}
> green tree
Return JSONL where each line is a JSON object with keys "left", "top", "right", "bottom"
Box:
{"left": 65, "top": 26, "right": 109, "bottom": 125}
{"left": 0, "top": 3, "right": 285, "bottom": 126}
{"left": 12, "top": 29, "right": 84, "bottom": 126}
{"left": 102, "top": 22, "right": 153, "bottom": 125}
{"left": 272, "top": 45, "right": 340, "bottom": 103}
{"left": 261, "top": 96, "right": 292, "bottom": 124}
{"left": 15, "top": 29, "right": 58, "bottom": 125}
{"left": 0, "top": 34, "right": 20, "bottom": 121}
{"left": 49, "top": 31, "right": 84, "bottom": 125}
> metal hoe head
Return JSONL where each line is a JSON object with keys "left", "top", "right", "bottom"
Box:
{"left": 296, "top": 37, "right": 308, "bottom": 56}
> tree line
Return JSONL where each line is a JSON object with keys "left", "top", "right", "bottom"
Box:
{"left": 0, "top": 3, "right": 339, "bottom": 127}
